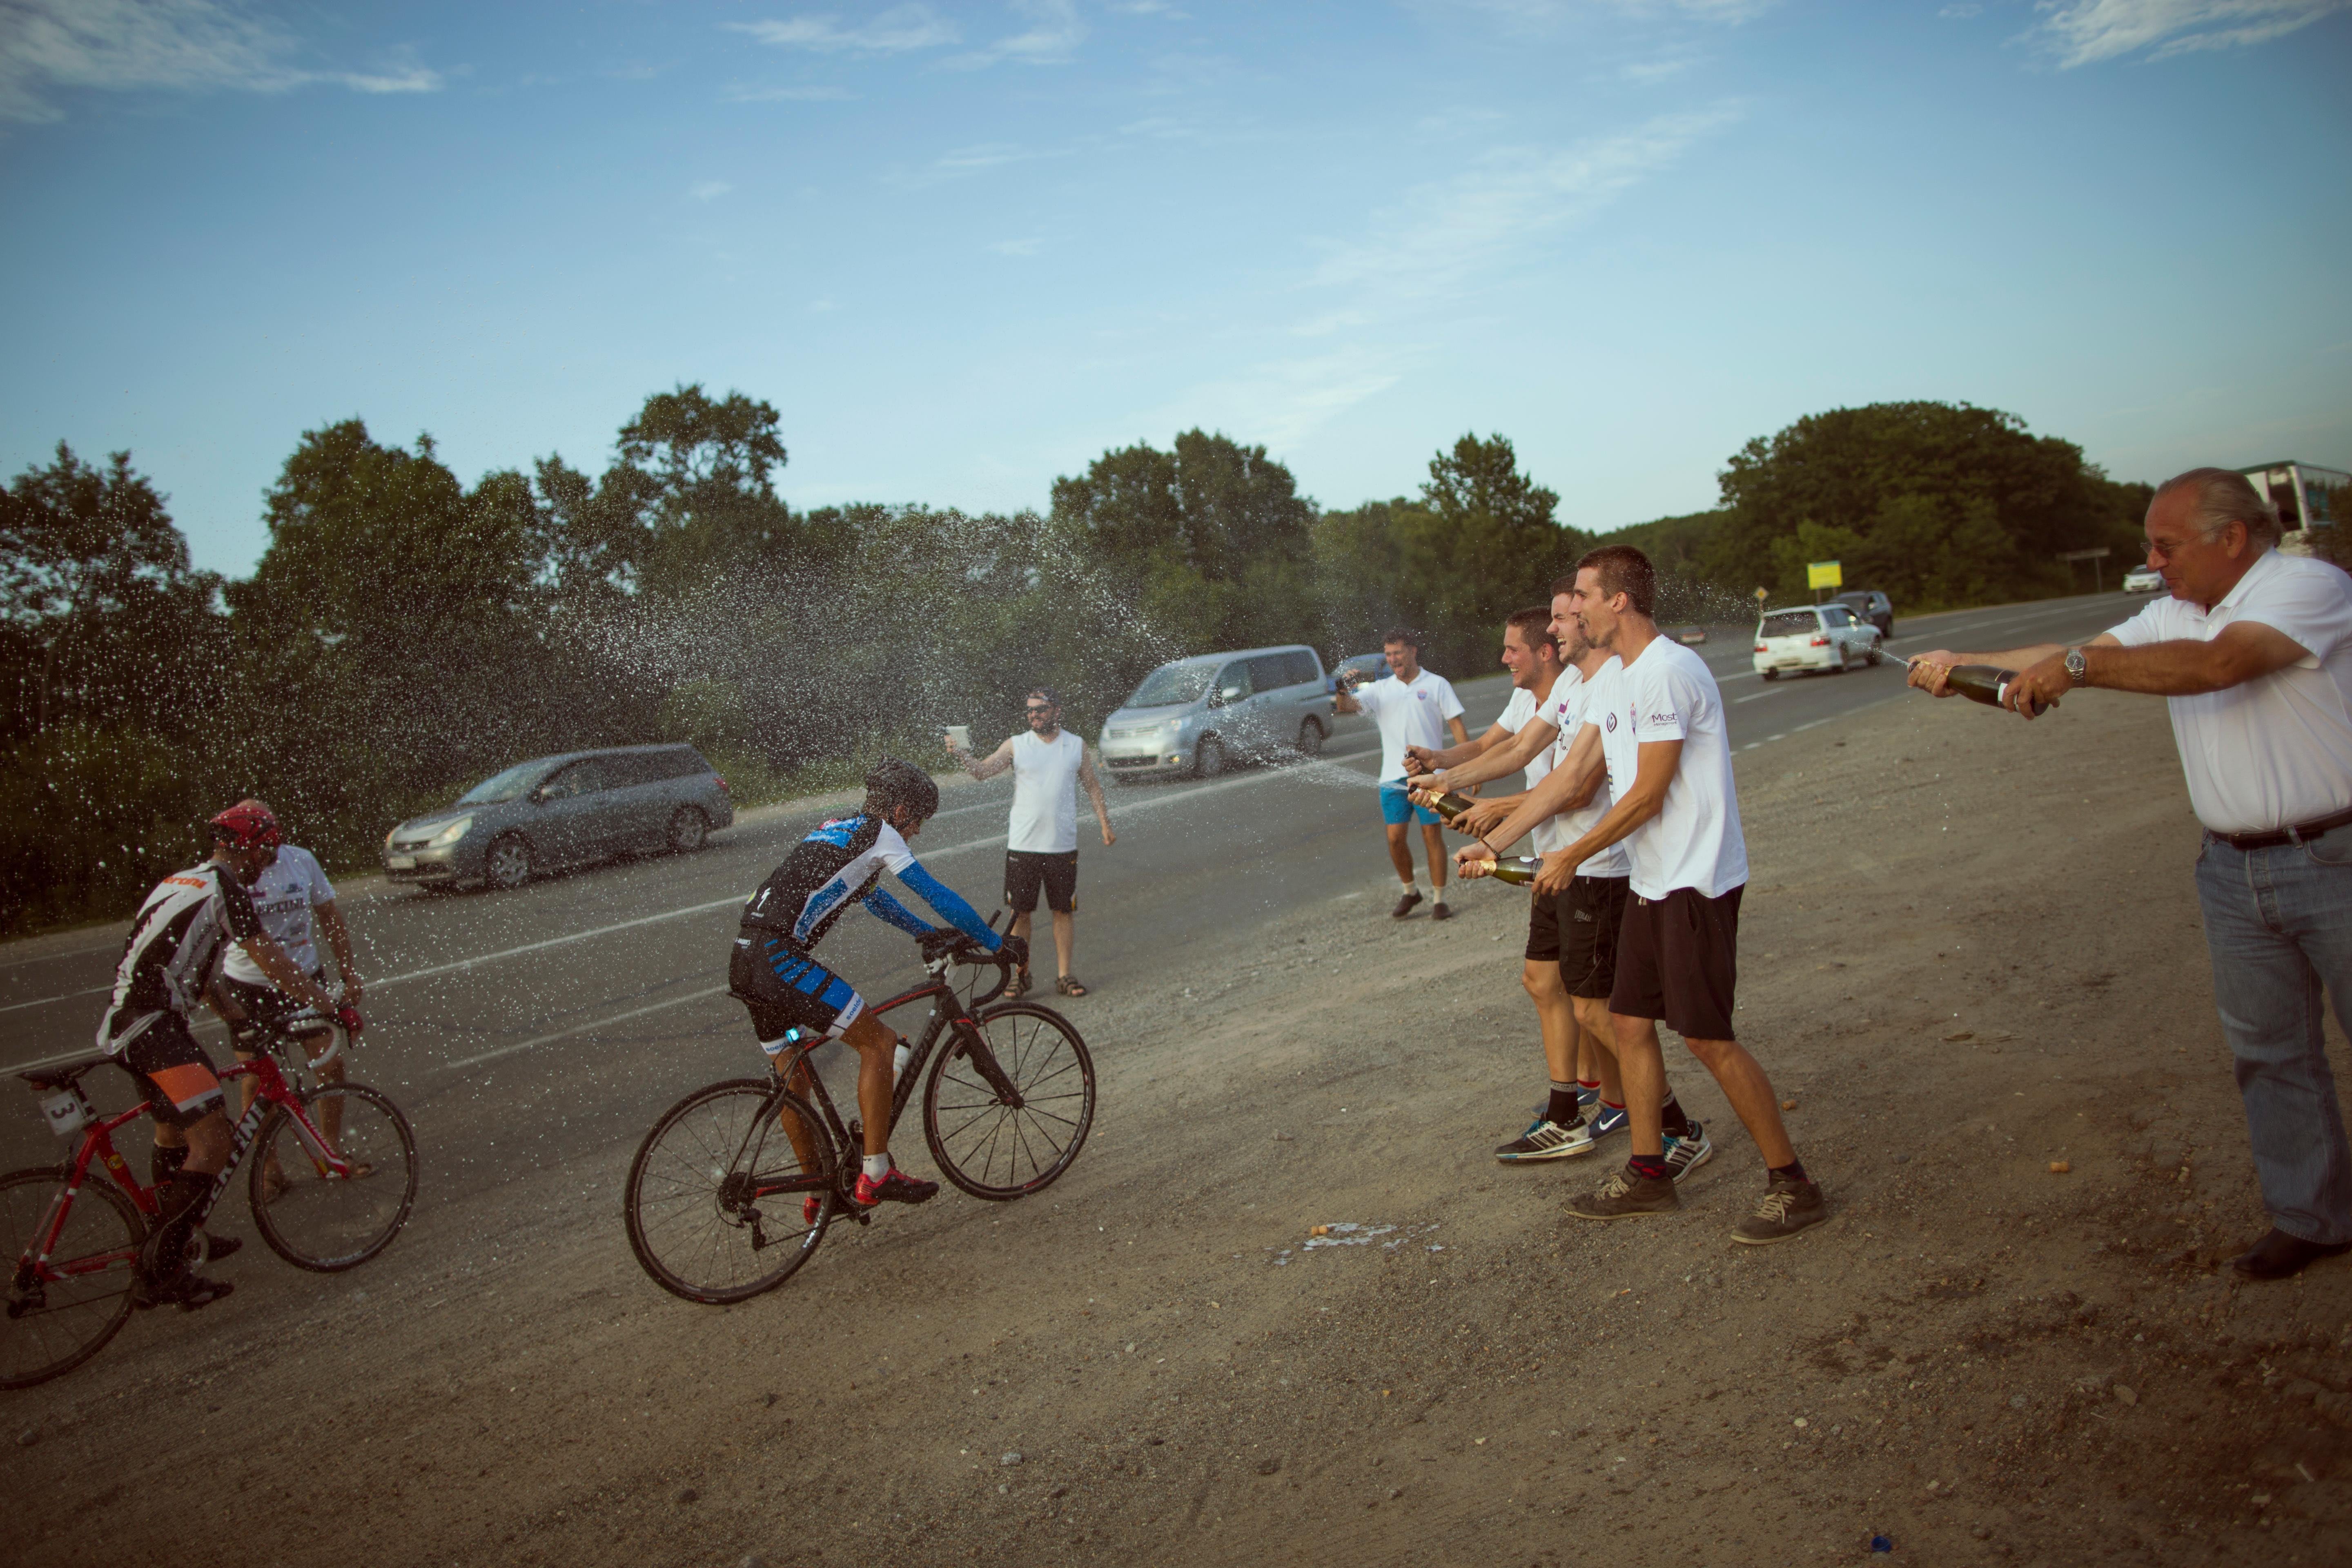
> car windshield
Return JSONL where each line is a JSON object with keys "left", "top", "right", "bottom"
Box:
{"left": 1127, "top": 664, "right": 1216, "bottom": 707}
{"left": 1760, "top": 612, "right": 1818, "bottom": 637}
{"left": 455, "top": 760, "right": 547, "bottom": 805}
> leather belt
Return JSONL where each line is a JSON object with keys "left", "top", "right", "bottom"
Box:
{"left": 2208, "top": 804, "right": 2352, "bottom": 852}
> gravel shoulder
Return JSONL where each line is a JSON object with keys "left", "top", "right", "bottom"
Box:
{"left": 7, "top": 691, "right": 2350, "bottom": 1567}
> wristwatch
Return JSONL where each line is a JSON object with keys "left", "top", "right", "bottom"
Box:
{"left": 2064, "top": 647, "right": 2087, "bottom": 686}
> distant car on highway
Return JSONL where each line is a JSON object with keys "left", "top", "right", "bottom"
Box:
{"left": 1754, "top": 603, "right": 1882, "bottom": 680}
{"left": 2122, "top": 564, "right": 2163, "bottom": 593}
{"left": 1098, "top": 645, "right": 1332, "bottom": 780}
{"left": 383, "top": 744, "right": 733, "bottom": 891}
{"left": 1833, "top": 590, "right": 1895, "bottom": 638}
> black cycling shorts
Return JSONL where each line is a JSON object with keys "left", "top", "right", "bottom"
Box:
{"left": 1611, "top": 884, "right": 1743, "bottom": 1041}
{"left": 730, "top": 931, "right": 866, "bottom": 1047}
{"left": 1004, "top": 850, "right": 1078, "bottom": 914}
{"left": 118, "top": 1015, "right": 226, "bottom": 1129}
{"left": 220, "top": 971, "right": 330, "bottom": 1054}
{"left": 1526, "top": 874, "right": 1628, "bottom": 1000}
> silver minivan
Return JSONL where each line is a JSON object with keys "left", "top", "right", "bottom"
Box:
{"left": 382, "top": 743, "right": 735, "bottom": 891}
{"left": 1098, "top": 645, "right": 1332, "bottom": 780}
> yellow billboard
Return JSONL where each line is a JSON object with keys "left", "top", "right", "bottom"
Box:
{"left": 1806, "top": 560, "right": 1843, "bottom": 590}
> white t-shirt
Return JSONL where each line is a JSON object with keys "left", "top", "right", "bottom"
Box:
{"left": 2107, "top": 549, "right": 2352, "bottom": 834}
{"left": 1583, "top": 638, "right": 1748, "bottom": 900}
{"left": 222, "top": 845, "right": 336, "bottom": 984}
{"left": 1494, "top": 685, "right": 1561, "bottom": 855}
{"left": 1355, "top": 668, "right": 1465, "bottom": 783}
{"left": 1007, "top": 729, "right": 1087, "bottom": 854}
{"left": 1545, "top": 661, "right": 1631, "bottom": 878}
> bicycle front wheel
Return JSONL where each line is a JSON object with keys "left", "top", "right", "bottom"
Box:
{"left": 0, "top": 1165, "right": 144, "bottom": 1390}
{"left": 624, "top": 1079, "right": 837, "bottom": 1304}
{"left": 924, "top": 1002, "right": 1096, "bottom": 1200}
{"left": 249, "top": 1084, "right": 419, "bottom": 1271}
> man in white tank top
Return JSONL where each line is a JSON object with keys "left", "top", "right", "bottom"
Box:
{"left": 948, "top": 687, "right": 1115, "bottom": 997}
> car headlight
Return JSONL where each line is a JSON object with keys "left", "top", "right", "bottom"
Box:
{"left": 427, "top": 815, "right": 474, "bottom": 847}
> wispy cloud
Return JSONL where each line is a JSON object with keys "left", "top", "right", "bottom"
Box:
{"left": 989, "top": 236, "right": 1046, "bottom": 256}
{"left": 1939, "top": 3, "right": 1983, "bottom": 16}
{"left": 2030, "top": 0, "right": 2347, "bottom": 66}
{"left": 1620, "top": 56, "right": 1695, "bottom": 82}
{"left": 724, "top": 82, "right": 858, "bottom": 102}
{"left": 948, "top": 0, "right": 1086, "bottom": 67}
{"left": 934, "top": 140, "right": 1050, "bottom": 172}
{"left": 1311, "top": 107, "right": 1740, "bottom": 302}
{"left": 0, "top": 0, "right": 442, "bottom": 122}
{"left": 688, "top": 179, "right": 732, "bottom": 202}
{"left": 728, "top": 6, "right": 960, "bottom": 55}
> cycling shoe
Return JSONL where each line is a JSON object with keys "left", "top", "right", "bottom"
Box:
{"left": 852, "top": 1168, "right": 939, "bottom": 1207}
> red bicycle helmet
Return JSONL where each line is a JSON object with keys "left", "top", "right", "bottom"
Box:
{"left": 209, "top": 800, "right": 282, "bottom": 850}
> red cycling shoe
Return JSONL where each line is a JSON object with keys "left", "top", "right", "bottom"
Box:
{"left": 852, "top": 1166, "right": 939, "bottom": 1207}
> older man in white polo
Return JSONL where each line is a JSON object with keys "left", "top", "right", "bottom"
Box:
{"left": 1911, "top": 468, "right": 2352, "bottom": 1281}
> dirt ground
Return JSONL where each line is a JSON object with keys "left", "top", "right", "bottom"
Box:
{"left": 7, "top": 690, "right": 2350, "bottom": 1568}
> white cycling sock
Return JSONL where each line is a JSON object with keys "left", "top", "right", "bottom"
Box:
{"left": 862, "top": 1153, "right": 892, "bottom": 1182}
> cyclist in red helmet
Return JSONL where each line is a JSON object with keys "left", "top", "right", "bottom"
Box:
{"left": 98, "top": 801, "right": 341, "bottom": 1308}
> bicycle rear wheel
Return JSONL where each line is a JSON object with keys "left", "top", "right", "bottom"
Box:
{"left": 0, "top": 1166, "right": 144, "bottom": 1390}
{"left": 923, "top": 1002, "right": 1096, "bottom": 1200}
{"left": 624, "top": 1079, "right": 837, "bottom": 1304}
{"left": 249, "top": 1084, "right": 419, "bottom": 1271}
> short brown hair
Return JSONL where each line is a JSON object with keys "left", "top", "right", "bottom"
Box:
{"left": 1572, "top": 544, "right": 1657, "bottom": 618}
{"left": 1505, "top": 605, "right": 1557, "bottom": 653}
{"left": 1382, "top": 626, "right": 1422, "bottom": 651}
{"left": 1549, "top": 573, "right": 1579, "bottom": 598}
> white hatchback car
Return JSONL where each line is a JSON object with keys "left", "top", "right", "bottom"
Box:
{"left": 2123, "top": 564, "right": 2163, "bottom": 593}
{"left": 1753, "top": 603, "right": 1882, "bottom": 680}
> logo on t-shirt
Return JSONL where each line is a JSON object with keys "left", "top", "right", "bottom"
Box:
{"left": 1604, "top": 712, "right": 1617, "bottom": 732}
{"left": 1647, "top": 710, "right": 1677, "bottom": 726}
{"left": 1414, "top": 690, "right": 1428, "bottom": 702}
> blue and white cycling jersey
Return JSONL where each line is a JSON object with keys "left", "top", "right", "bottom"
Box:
{"left": 739, "top": 813, "right": 1000, "bottom": 954}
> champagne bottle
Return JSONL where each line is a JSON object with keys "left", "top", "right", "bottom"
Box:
{"left": 1470, "top": 857, "right": 1544, "bottom": 886}
{"left": 1409, "top": 786, "right": 1476, "bottom": 822}
{"left": 1946, "top": 665, "right": 2025, "bottom": 710}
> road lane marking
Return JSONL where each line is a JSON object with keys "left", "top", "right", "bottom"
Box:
{"left": 441, "top": 984, "right": 735, "bottom": 1073}
{"left": 0, "top": 982, "right": 111, "bottom": 1016}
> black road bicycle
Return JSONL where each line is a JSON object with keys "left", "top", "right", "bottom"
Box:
{"left": 621, "top": 935, "right": 1096, "bottom": 1304}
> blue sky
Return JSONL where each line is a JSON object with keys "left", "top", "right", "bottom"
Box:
{"left": 2, "top": 0, "right": 2348, "bottom": 577}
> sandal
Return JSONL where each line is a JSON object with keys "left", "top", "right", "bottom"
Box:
{"left": 1007, "top": 967, "right": 1031, "bottom": 1000}
{"left": 1055, "top": 974, "right": 1089, "bottom": 997}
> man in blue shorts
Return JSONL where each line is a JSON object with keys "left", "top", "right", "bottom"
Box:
{"left": 731, "top": 760, "right": 1023, "bottom": 1209}
{"left": 1334, "top": 627, "right": 1469, "bottom": 919}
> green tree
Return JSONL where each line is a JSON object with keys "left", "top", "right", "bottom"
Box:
{"left": 1389, "top": 433, "right": 1585, "bottom": 670}
{"left": 613, "top": 384, "right": 804, "bottom": 598}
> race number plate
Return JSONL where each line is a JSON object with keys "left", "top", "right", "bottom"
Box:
{"left": 40, "top": 1090, "right": 89, "bottom": 1138}
{"left": 386, "top": 855, "right": 417, "bottom": 870}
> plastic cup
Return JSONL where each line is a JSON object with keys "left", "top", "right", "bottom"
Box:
{"left": 944, "top": 724, "right": 971, "bottom": 753}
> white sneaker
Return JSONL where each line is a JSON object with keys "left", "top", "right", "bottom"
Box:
{"left": 1494, "top": 1117, "right": 1596, "bottom": 1163}
{"left": 1663, "top": 1120, "right": 1715, "bottom": 1183}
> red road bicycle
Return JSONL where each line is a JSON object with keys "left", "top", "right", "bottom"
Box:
{"left": 622, "top": 935, "right": 1095, "bottom": 1303}
{"left": 2, "top": 1016, "right": 417, "bottom": 1389}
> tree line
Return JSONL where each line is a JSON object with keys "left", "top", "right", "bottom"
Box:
{"left": 3, "top": 390, "right": 2149, "bottom": 933}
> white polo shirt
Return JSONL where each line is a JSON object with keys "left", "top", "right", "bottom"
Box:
{"left": 1544, "top": 660, "right": 1631, "bottom": 878}
{"left": 1583, "top": 638, "right": 1747, "bottom": 900}
{"left": 2107, "top": 549, "right": 2352, "bottom": 835}
{"left": 1355, "top": 669, "right": 1464, "bottom": 784}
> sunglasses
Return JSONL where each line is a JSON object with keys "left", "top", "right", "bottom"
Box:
{"left": 1025, "top": 704, "right": 1056, "bottom": 714}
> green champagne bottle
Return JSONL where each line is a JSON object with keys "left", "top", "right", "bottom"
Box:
{"left": 1470, "top": 856, "right": 1544, "bottom": 886}
{"left": 1947, "top": 665, "right": 2032, "bottom": 711}
{"left": 1410, "top": 786, "right": 1477, "bottom": 822}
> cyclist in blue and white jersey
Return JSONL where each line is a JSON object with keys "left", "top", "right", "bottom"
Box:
{"left": 731, "top": 759, "right": 1024, "bottom": 1209}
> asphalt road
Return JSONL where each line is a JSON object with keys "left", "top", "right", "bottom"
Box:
{"left": 0, "top": 589, "right": 2150, "bottom": 1184}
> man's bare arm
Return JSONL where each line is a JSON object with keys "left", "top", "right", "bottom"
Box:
{"left": 953, "top": 737, "right": 1017, "bottom": 782}
{"left": 1446, "top": 716, "right": 1469, "bottom": 748}
{"left": 1457, "top": 725, "right": 1601, "bottom": 855}
{"left": 240, "top": 935, "right": 338, "bottom": 1013}
{"left": 1907, "top": 635, "right": 2116, "bottom": 695}
{"left": 1414, "top": 719, "right": 1557, "bottom": 792}
{"left": 1079, "top": 747, "right": 1116, "bottom": 846}
{"left": 1512, "top": 739, "right": 1680, "bottom": 894}
{"left": 317, "top": 898, "right": 361, "bottom": 1007}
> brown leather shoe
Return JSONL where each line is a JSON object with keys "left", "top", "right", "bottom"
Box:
{"left": 2230, "top": 1227, "right": 2352, "bottom": 1281}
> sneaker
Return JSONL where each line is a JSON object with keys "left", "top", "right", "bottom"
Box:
{"left": 1730, "top": 1174, "right": 1828, "bottom": 1246}
{"left": 1662, "top": 1120, "right": 1715, "bottom": 1184}
{"left": 1565, "top": 1166, "right": 1680, "bottom": 1221}
{"left": 134, "top": 1268, "right": 234, "bottom": 1313}
{"left": 1577, "top": 1084, "right": 1600, "bottom": 1113}
{"left": 1494, "top": 1118, "right": 1595, "bottom": 1163}
{"left": 1390, "top": 890, "right": 1423, "bottom": 920}
{"left": 852, "top": 1167, "right": 939, "bottom": 1207}
{"left": 1586, "top": 1102, "right": 1628, "bottom": 1140}
{"left": 1430, "top": 900, "right": 1451, "bottom": 922}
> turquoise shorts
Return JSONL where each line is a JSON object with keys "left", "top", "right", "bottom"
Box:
{"left": 1379, "top": 781, "right": 1439, "bottom": 827}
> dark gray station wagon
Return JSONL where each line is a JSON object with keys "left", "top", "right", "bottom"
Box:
{"left": 383, "top": 744, "right": 735, "bottom": 891}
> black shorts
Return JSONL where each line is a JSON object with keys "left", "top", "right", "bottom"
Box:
{"left": 220, "top": 971, "right": 328, "bottom": 1053}
{"left": 1004, "top": 850, "right": 1078, "bottom": 914}
{"left": 1528, "top": 874, "right": 1628, "bottom": 1000}
{"left": 118, "top": 1015, "right": 226, "bottom": 1129}
{"left": 730, "top": 931, "right": 866, "bottom": 1048}
{"left": 1611, "top": 884, "right": 1743, "bottom": 1041}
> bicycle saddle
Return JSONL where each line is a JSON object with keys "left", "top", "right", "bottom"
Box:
{"left": 18, "top": 1053, "right": 114, "bottom": 1092}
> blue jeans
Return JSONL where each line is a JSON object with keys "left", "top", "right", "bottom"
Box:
{"left": 2194, "top": 820, "right": 2352, "bottom": 1245}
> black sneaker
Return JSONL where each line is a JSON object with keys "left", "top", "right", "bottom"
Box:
{"left": 1565, "top": 1166, "right": 1681, "bottom": 1221}
{"left": 1390, "top": 890, "right": 1423, "bottom": 920}
{"left": 1430, "top": 900, "right": 1451, "bottom": 922}
{"left": 1730, "top": 1173, "right": 1828, "bottom": 1245}
{"left": 853, "top": 1167, "right": 939, "bottom": 1207}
